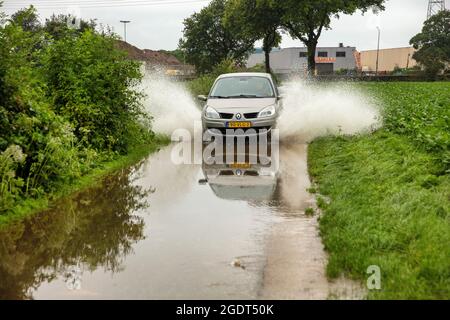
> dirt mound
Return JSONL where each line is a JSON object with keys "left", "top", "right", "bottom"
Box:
{"left": 116, "top": 40, "right": 181, "bottom": 65}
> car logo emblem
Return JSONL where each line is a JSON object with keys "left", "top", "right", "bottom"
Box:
{"left": 236, "top": 113, "right": 242, "bottom": 120}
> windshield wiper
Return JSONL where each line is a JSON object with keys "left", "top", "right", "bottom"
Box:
{"left": 210, "top": 95, "right": 231, "bottom": 99}
{"left": 228, "top": 94, "right": 259, "bottom": 98}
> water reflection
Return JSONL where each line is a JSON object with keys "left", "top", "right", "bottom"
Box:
{"left": 200, "top": 142, "right": 312, "bottom": 213}
{"left": 0, "top": 162, "right": 151, "bottom": 300}
{"left": 201, "top": 156, "right": 278, "bottom": 201}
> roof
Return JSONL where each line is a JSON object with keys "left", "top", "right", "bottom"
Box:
{"left": 218, "top": 72, "right": 272, "bottom": 79}
{"left": 360, "top": 46, "right": 415, "bottom": 53}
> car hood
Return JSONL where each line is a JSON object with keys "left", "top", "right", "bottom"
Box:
{"left": 206, "top": 98, "right": 276, "bottom": 113}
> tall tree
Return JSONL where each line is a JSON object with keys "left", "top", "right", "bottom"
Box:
{"left": 179, "top": 0, "right": 255, "bottom": 74}
{"left": 9, "top": 5, "right": 41, "bottom": 33}
{"left": 410, "top": 10, "right": 450, "bottom": 78}
{"left": 276, "top": 0, "right": 385, "bottom": 74}
{"left": 224, "top": 0, "right": 282, "bottom": 73}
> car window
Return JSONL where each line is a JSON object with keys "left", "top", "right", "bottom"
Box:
{"left": 210, "top": 77, "right": 275, "bottom": 98}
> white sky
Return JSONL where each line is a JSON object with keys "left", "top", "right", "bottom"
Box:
{"left": 2, "top": 0, "right": 449, "bottom": 51}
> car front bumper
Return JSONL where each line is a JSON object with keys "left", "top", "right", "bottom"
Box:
{"left": 202, "top": 115, "right": 277, "bottom": 133}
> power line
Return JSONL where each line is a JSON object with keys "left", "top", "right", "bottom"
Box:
{"left": 2, "top": 0, "right": 210, "bottom": 10}
{"left": 3, "top": 0, "right": 201, "bottom": 5}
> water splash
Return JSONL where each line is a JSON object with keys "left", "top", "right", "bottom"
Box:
{"left": 141, "top": 73, "right": 381, "bottom": 142}
{"left": 278, "top": 79, "right": 381, "bottom": 142}
{"left": 141, "top": 73, "right": 200, "bottom": 136}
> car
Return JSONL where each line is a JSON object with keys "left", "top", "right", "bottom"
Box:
{"left": 198, "top": 73, "right": 282, "bottom": 137}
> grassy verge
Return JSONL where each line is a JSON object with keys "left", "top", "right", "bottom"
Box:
{"left": 308, "top": 82, "right": 449, "bottom": 299}
{"left": 0, "top": 135, "right": 170, "bottom": 227}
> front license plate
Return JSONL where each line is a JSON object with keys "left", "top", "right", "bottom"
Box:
{"left": 227, "top": 121, "right": 252, "bottom": 128}
{"left": 230, "top": 163, "right": 252, "bottom": 169}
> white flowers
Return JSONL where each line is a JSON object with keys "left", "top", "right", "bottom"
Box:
{"left": 1, "top": 144, "right": 26, "bottom": 164}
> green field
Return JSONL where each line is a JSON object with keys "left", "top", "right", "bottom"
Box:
{"left": 309, "top": 82, "right": 450, "bottom": 299}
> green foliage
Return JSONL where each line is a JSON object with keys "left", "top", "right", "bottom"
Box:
{"left": 309, "top": 82, "right": 450, "bottom": 299}
{"left": 9, "top": 5, "right": 41, "bottom": 32}
{"left": 0, "top": 6, "right": 161, "bottom": 217}
{"left": 179, "top": 0, "right": 255, "bottom": 74}
{"left": 42, "top": 30, "right": 144, "bottom": 152}
{"left": 362, "top": 82, "right": 450, "bottom": 172}
{"left": 309, "top": 132, "right": 450, "bottom": 299}
{"left": 0, "top": 146, "right": 26, "bottom": 212}
{"left": 43, "top": 13, "right": 97, "bottom": 41}
{"left": 304, "top": 207, "right": 315, "bottom": 216}
{"left": 410, "top": 10, "right": 450, "bottom": 78}
{"left": 224, "top": 0, "right": 282, "bottom": 73}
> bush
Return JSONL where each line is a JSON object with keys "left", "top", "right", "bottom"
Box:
{"left": 0, "top": 7, "right": 156, "bottom": 215}
{"left": 42, "top": 30, "right": 144, "bottom": 153}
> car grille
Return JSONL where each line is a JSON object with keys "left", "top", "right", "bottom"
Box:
{"left": 207, "top": 127, "right": 272, "bottom": 135}
{"left": 219, "top": 113, "right": 234, "bottom": 119}
{"left": 244, "top": 112, "right": 259, "bottom": 119}
{"left": 219, "top": 112, "right": 259, "bottom": 119}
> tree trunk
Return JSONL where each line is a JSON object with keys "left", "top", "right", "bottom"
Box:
{"left": 264, "top": 48, "right": 271, "bottom": 74}
{"left": 262, "top": 34, "right": 272, "bottom": 74}
{"left": 306, "top": 40, "right": 317, "bottom": 76}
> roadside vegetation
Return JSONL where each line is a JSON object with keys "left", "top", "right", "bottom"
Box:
{"left": 309, "top": 82, "right": 450, "bottom": 299}
{"left": 0, "top": 5, "right": 167, "bottom": 225}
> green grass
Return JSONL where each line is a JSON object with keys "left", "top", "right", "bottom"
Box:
{"left": 0, "top": 136, "right": 169, "bottom": 228}
{"left": 361, "top": 82, "right": 450, "bottom": 171}
{"left": 308, "top": 82, "right": 450, "bottom": 299}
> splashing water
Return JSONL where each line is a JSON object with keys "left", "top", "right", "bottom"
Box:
{"left": 141, "top": 73, "right": 200, "bottom": 136}
{"left": 141, "top": 73, "right": 381, "bottom": 142}
{"left": 278, "top": 79, "right": 381, "bottom": 142}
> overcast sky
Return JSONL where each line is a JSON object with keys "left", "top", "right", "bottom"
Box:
{"left": 2, "top": 0, "right": 449, "bottom": 51}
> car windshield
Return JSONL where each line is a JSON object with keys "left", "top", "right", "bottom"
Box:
{"left": 210, "top": 76, "right": 274, "bottom": 98}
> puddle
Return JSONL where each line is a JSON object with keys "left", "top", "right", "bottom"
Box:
{"left": 0, "top": 143, "right": 342, "bottom": 300}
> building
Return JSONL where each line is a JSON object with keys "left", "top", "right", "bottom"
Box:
{"left": 359, "top": 47, "right": 417, "bottom": 73}
{"left": 246, "top": 44, "right": 358, "bottom": 75}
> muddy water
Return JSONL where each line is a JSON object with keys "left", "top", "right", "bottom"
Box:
{"left": 0, "top": 143, "right": 329, "bottom": 300}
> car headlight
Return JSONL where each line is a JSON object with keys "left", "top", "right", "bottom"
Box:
{"left": 205, "top": 106, "right": 220, "bottom": 119}
{"left": 258, "top": 105, "right": 276, "bottom": 118}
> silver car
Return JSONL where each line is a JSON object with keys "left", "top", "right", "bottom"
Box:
{"left": 198, "top": 73, "right": 281, "bottom": 136}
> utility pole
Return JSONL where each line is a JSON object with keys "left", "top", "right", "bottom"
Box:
{"left": 375, "top": 26, "right": 380, "bottom": 76}
{"left": 427, "top": 0, "right": 445, "bottom": 19}
{"left": 120, "top": 20, "right": 131, "bottom": 43}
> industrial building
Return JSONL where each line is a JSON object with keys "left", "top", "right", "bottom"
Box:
{"left": 359, "top": 47, "right": 417, "bottom": 73}
{"left": 246, "top": 44, "right": 359, "bottom": 75}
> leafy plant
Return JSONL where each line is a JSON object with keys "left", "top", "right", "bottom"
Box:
{"left": 179, "top": 0, "right": 255, "bottom": 73}
{"left": 410, "top": 10, "right": 450, "bottom": 78}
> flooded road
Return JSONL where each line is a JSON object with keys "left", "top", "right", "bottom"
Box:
{"left": 0, "top": 143, "right": 331, "bottom": 300}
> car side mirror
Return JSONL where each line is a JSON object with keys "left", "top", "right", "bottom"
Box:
{"left": 277, "top": 95, "right": 284, "bottom": 101}
{"left": 197, "top": 95, "right": 208, "bottom": 102}
{"left": 198, "top": 179, "right": 208, "bottom": 185}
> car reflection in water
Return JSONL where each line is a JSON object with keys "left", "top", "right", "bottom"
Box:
{"left": 199, "top": 145, "right": 279, "bottom": 201}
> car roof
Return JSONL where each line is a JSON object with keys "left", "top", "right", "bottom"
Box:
{"left": 217, "top": 72, "right": 272, "bottom": 79}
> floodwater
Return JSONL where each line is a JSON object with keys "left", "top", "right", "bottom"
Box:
{"left": 0, "top": 141, "right": 338, "bottom": 300}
